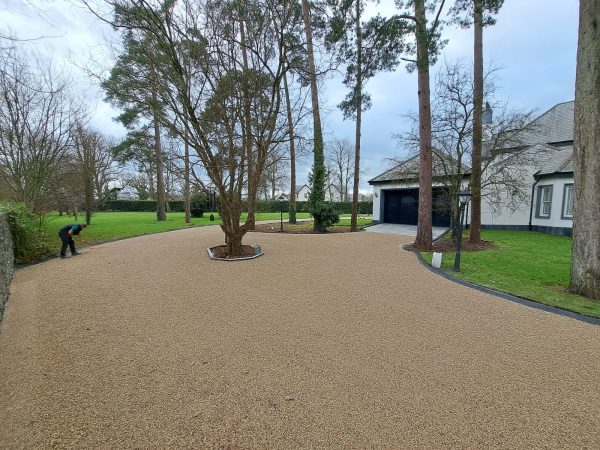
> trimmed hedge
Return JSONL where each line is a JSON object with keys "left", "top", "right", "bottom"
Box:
{"left": 96, "top": 199, "right": 373, "bottom": 215}
{"left": 97, "top": 200, "right": 187, "bottom": 212}
{"left": 254, "top": 200, "right": 372, "bottom": 215}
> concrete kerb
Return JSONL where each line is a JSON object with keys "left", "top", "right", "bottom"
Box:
{"left": 407, "top": 245, "right": 600, "bottom": 327}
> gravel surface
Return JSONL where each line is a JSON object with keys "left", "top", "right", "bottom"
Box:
{"left": 1, "top": 226, "right": 599, "bottom": 448}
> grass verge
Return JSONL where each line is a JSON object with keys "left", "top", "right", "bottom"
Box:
{"left": 420, "top": 230, "right": 600, "bottom": 319}
{"left": 34, "top": 211, "right": 312, "bottom": 262}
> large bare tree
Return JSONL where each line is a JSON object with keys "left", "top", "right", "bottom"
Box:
{"left": 327, "top": 138, "right": 353, "bottom": 202}
{"left": 395, "top": 62, "right": 536, "bottom": 236}
{"left": 73, "top": 125, "right": 118, "bottom": 224}
{"left": 570, "top": 0, "right": 599, "bottom": 300}
{"left": 0, "top": 46, "right": 82, "bottom": 212}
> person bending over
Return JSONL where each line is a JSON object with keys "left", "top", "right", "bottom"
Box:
{"left": 58, "top": 223, "right": 87, "bottom": 259}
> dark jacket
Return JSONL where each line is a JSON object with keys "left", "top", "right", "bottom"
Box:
{"left": 59, "top": 224, "right": 83, "bottom": 237}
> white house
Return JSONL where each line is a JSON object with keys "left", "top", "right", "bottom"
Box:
{"left": 369, "top": 101, "right": 575, "bottom": 236}
{"left": 295, "top": 184, "right": 311, "bottom": 201}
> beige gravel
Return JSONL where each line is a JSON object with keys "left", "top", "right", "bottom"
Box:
{"left": 1, "top": 226, "right": 599, "bottom": 448}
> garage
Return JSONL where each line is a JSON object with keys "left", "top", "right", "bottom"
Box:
{"left": 382, "top": 188, "right": 451, "bottom": 227}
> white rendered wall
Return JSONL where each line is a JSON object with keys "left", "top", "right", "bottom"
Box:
{"left": 531, "top": 178, "right": 574, "bottom": 229}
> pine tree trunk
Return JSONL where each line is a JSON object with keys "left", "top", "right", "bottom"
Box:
{"left": 151, "top": 70, "right": 167, "bottom": 222}
{"left": 469, "top": 0, "right": 483, "bottom": 244}
{"left": 351, "top": 0, "right": 362, "bottom": 232}
{"left": 570, "top": 0, "right": 600, "bottom": 300}
{"left": 414, "top": 0, "right": 433, "bottom": 250}
{"left": 283, "top": 71, "right": 297, "bottom": 224}
{"left": 302, "top": 0, "right": 326, "bottom": 232}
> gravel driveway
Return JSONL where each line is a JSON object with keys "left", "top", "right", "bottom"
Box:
{"left": 1, "top": 226, "right": 599, "bottom": 448}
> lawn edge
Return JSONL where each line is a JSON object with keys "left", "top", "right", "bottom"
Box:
{"left": 410, "top": 246, "right": 600, "bottom": 326}
{"left": 17, "top": 223, "right": 213, "bottom": 270}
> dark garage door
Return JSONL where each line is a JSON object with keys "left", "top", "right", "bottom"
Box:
{"left": 383, "top": 189, "right": 451, "bottom": 227}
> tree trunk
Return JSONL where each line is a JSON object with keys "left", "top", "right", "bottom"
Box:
{"left": 469, "top": 0, "right": 483, "bottom": 243}
{"left": 240, "top": 16, "right": 256, "bottom": 230}
{"left": 570, "top": 0, "right": 600, "bottom": 300}
{"left": 414, "top": 0, "right": 433, "bottom": 250}
{"left": 151, "top": 69, "right": 167, "bottom": 222}
{"left": 184, "top": 127, "right": 191, "bottom": 224}
{"left": 219, "top": 194, "right": 247, "bottom": 258}
{"left": 85, "top": 186, "right": 93, "bottom": 226}
{"left": 283, "top": 71, "right": 297, "bottom": 224}
{"left": 302, "top": 0, "right": 326, "bottom": 232}
{"left": 351, "top": 0, "right": 362, "bottom": 232}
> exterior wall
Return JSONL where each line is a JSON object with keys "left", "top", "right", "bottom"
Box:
{"left": 0, "top": 212, "right": 15, "bottom": 321}
{"left": 296, "top": 185, "right": 310, "bottom": 201}
{"left": 479, "top": 168, "right": 536, "bottom": 227}
{"left": 531, "top": 177, "right": 574, "bottom": 230}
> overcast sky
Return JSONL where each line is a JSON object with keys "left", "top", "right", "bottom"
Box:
{"left": 1, "top": 0, "right": 580, "bottom": 192}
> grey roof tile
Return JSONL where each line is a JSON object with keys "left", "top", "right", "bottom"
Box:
{"left": 536, "top": 146, "right": 574, "bottom": 176}
{"left": 369, "top": 153, "right": 470, "bottom": 184}
{"left": 517, "top": 101, "right": 574, "bottom": 146}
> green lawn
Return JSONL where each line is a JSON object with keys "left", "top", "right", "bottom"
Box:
{"left": 41, "top": 211, "right": 312, "bottom": 250}
{"left": 421, "top": 230, "right": 600, "bottom": 319}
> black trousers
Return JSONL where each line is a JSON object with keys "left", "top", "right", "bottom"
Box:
{"left": 59, "top": 232, "right": 76, "bottom": 256}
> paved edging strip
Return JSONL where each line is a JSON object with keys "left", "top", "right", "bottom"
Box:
{"left": 409, "top": 245, "right": 600, "bottom": 326}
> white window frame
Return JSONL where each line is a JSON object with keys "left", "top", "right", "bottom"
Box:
{"left": 536, "top": 185, "right": 553, "bottom": 218}
{"left": 562, "top": 184, "right": 574, "bottom": 219}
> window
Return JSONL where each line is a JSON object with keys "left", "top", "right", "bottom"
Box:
{"left": 562, "top": 184, "right": 574, "bottom": 219}
{"left": 536, "top": 185, "right": 553, "bottom": 218}
{"left": 304, "top": 192, "right": 308, "bottom": 199}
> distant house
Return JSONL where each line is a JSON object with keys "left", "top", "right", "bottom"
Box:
{"left": 369, "top": 101, "right": 575, "bottom": 235}
{"left": 325, "top": 184, "right": 345, "bottom": 202}
{"left": 296, "top": 184, "right": 311, "bottom": 201}
{"left": 116, "top": 186, "right": 139, "bottom": 200}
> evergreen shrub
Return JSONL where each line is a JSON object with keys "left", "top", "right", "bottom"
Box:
{"left": 0, "top": 201, "right": 52, "bottom": 262}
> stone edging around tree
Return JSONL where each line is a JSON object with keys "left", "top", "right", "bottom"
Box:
{"left": 207, "top": 244, "right": 264, "bottom": 261}
{"left": 402, "top": 243, "right": 600, "bottom": 327}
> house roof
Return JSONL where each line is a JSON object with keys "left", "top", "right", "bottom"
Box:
{"left": 369, "top": 153, "right": 471, "bottom": 184}
{"left": 296, "top": 184, "right": 309, "bottom": 191}
{"left": 515, "top": 101, "right": 574, "bottom": 147}
{"left": 535, "top": 147, "right": 574, "bottom": 177}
